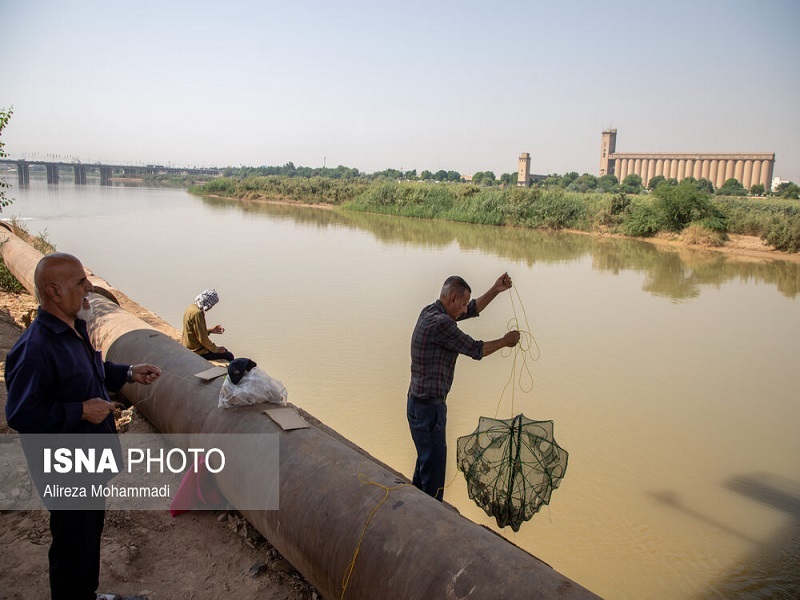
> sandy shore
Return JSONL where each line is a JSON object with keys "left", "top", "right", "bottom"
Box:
{"left": 603, "top": 230, "right": 800, "bottom": 264}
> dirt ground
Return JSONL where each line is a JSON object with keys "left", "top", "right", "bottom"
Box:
{"left": 651, "top": 231, "right": 800, "bottom": 263}
{"left": 0, "top": 291, "right": 319, "bottom": 600}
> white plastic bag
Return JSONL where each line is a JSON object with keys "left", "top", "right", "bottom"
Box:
{"left": 218, "top": 367, "right": 288, "bottom": 409}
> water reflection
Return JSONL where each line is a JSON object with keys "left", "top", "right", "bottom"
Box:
{"left": 201, "top": 196, "right": 800, "bottom": 300}
{"left": 651, "top": 474, "right": 800, "bottom": 598}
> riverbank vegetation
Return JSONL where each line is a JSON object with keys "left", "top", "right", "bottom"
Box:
{"left": 195, "top": 174, "right": 371, "bottom": 205}
{"left": 137, "top": 173, "right": 217, "bottom": 187}
{"left": 191, "top": 171, "right": 800, "bottom": 253}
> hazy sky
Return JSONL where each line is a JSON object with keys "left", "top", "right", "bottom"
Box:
{"left": 2, "top": 0, "right": 799, "bottom": 180}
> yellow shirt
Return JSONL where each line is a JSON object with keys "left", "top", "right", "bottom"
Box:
{"left": 182, "top": 303, "right": 219, "bottom": 354}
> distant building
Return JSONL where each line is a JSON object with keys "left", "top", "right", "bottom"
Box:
{"left": 599, "top": 129, "right": 775, "bottom": 190}
{"left": 516, "top": 152, "right": 546, "bottom": 187}
{"left": 517, "top": 153, "right": 531, "bottom": 187}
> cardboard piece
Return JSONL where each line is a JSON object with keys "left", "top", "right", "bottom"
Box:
{"left": 194, "top": 365, "right": 228, "bottom": 381}
{"left": 263, "top": 407, "right": 309, "bottom": 431}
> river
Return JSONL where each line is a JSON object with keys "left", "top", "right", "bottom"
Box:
{"left": 3, "top": 177, "right": 799, "bottom": 599}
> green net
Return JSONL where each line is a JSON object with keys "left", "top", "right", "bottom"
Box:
{"left": 456, "top": 414, "right": 568, "bottom": 532}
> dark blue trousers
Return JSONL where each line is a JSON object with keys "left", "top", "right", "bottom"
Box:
{"left": 407, "top": 394, "right": 447, "bottom": 502}
{"left": 49, "top": 509, "right": 106, "bottom": 599}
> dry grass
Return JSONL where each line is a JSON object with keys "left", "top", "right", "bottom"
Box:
{"left": 681, "top": 223, "right": 727, "bottom": 247}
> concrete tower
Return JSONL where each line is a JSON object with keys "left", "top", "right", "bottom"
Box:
{"left": 517, "top": 152, "right": 531, "bottom": 187}
{"left": 600, "top": 129, "right": 617, "bottom": 176}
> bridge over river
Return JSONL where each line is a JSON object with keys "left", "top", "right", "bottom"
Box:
{"left": 0, "top": 157, "right": 223, "bottom": 185}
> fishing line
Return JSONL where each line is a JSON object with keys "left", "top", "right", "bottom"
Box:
{"left": 494, "top": 284, "right": 540, "bottom": 419}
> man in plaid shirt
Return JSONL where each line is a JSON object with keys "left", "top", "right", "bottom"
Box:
{"left": 408, "top": 273, "right": 520, "bottom": 501}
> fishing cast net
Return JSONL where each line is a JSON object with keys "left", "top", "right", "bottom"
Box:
{"left": 456, "top": 413, "right": 568, "bottom": 532}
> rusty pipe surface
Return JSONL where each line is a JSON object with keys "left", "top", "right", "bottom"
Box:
{"left": 0, "top": 223, "right": 40, "bottom": 296}
{"left": 1, "top": 228, "right": 599, "bottom": 599}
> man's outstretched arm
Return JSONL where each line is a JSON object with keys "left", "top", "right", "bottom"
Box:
{"left": 474, "top": 272, "right": 513, "bottom": 314}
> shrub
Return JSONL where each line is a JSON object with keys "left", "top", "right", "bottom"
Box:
{"left": 360, "top": 181, "right": 401, "bottom": 207}
{"left": 0, "top": 257, "right": 23, "bottom": 293}
{"left": 764, "top": 214, "right": 800, "bottom": 252}
{"left": 523, "top": 191, "right": 586, "bottom": 229}
{"left": 198, "top": 177, "right": 238, "bottom": 195}
{"left": 446, "top": 188, "right": 506, "bottom": 225}
{"left": 652, "top": 183, "right": 726, "bottom": 232}
{"left": 619, "top": 203, "right": 662, "bottom": 237}
{"left": 610, "top": 192, "right": 630, "bottom": 216}
{"left": 500, "top": 187, "right": 540, "bottom": 226}
{"left": 715, "top": 197, "right": 800, "bottom": 237}
{"left": 414, "top": 184, "right": 454, "bottom": 213}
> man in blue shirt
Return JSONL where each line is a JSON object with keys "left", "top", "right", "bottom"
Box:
{"left": 408, "top": 273, "right": 520, "bottom": 501}
{"left": 5, "top": 252, "right": 160, "bottom": 599}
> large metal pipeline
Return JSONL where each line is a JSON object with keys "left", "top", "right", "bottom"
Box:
{"left": 1, "top": 224, "right": 598, "bottom": 599}
{"left": 0, "top": 224, "right": 40, "bottom": 296}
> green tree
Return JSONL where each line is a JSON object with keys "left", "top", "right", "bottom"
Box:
{"left": 540, "top": 174, "right": 561, "bottom": 188}
{"left": 446, "top": 170, "right": 461, "bottom": 182}
{"left": 647, "top": 175, "right": 666, "bottom": 189}
{"left": 715, "top": 178, "right": 747, "bottom": 196}
{"left": 377, "top": 168, "right": 402, "bottom": 180}
{"left": 776, "top": 182, "right": 800, "bottom": 199}
{"left": 499, "top": 172, "right": 517, "bottom": 186}
{"left": 474, "top": 171, "right": 495, "bottom": 186}
{"left": 749, "top": 183, "right": 765, "bottom": 196}
{"left": 679, "top": 176, "right": 714, "bottom": 194}
{"left": 697, "top": 178, "right": 715, "bottom": 194}
{"left": 0, "top": 106, "right": 13, "bottom": 211}
{"left": 568, "top": 173, "right": 598, "bottom": 193}
{"left": 560, "top": 171, "right": 579, "bottom": 188}
{"left": 621, "top": 174, "right": 643, "bottom": 194}
{"left": 434, "top": 170, "right": 448, "bottom": 181}
{"left": 597, "top": 174, "right": 619, "bottom": 193}
{"left": 420, "top": 170, "right": 433, "bottom": 181}
{"left": 403, "top": 169, "right": 417, "bottom": 180}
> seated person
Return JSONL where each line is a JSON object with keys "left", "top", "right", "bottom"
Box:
{"left": 182, "top": 288, "right": 234, "bottom": 361}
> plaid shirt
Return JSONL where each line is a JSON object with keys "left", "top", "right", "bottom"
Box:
{"left": 409, "top": 299, "right": 484, "bottom": 401}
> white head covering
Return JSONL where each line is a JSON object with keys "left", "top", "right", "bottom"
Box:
{"left": 195, "top": 289, "right": 219, "bottom": 312}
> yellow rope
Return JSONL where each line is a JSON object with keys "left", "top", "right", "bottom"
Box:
{"left": 341, "top": 474, "right": 413, "bottom": 599}
{"left": 434, "top": 469, "right": 460, "bottom": 501}
{"left": 494, "top": 285, "right": 539, "bottom": 419}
